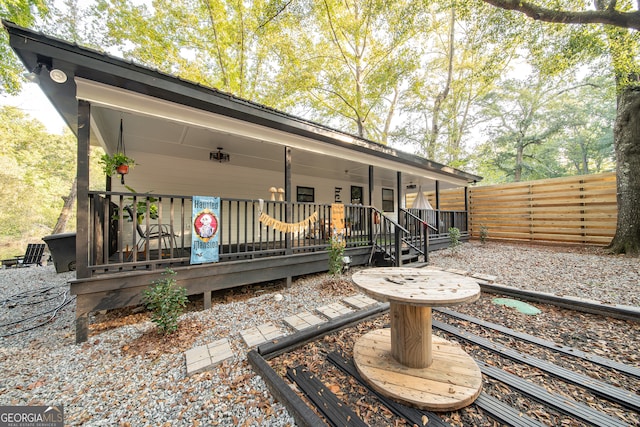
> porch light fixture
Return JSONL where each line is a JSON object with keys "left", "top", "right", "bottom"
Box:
{"left": 210, "top": 147, "right": 230, "bottom": 163}
{"left": 24, "top": 64, "right": 41, "bottom": 82}
{"left": 23, "top": 56, "right": 67, "bottom": 84}
{"left": 49, "top": 68, "right": 68, "bottom": 83}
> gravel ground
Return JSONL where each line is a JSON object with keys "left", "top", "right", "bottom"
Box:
{"left": 0, "top": 241, "right": 638, "bottom": 426}
{"left": 428, "top": 241, "right": 639, "bottom": 307}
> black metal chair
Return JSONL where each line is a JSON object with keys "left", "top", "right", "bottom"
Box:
{"left": 124, "top": 206, "right": 178, "bottom": 259}
{"left": 1, "top": 243, "right": 46, "bottom": 268}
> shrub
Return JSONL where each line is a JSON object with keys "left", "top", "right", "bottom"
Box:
{"left": 448, "top": 227, "right": 461, "bottom": 252}
{"left": 142, "top": 268, "right": 188, "bottom": 334}
{"left": 328, "top": 229, "right": 346, "bottom": 276}
{"left": 479, "top": 224, "right": 489, "bottom": 244}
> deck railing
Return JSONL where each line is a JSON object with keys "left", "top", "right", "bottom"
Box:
{"left": 372, "top": 208, "right": 465, "bottom": 266}
{"left": 406, "top": 208, "right": 469, "bottom": 237}
{"left": 371, "top": 208, "right": 409, "bottom": 266}
{"left": 87, "top": 191, "right": 372, "bottom": 275}
{"left": 86, "top": 191, "right": 468, "bottom": 276}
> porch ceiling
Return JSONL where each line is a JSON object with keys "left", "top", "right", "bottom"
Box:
{"left": 92, "top": 105, "right": 384, "bottom": 186}
{"left": 86, "top": 81, "right": 466, "bottom": 191}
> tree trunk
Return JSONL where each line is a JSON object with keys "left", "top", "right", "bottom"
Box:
{"left": 607, "top": 86, "right": 640, "bottom": 255}
{"left": 52, "top": 177, "right": 77, "bottom": 234}
{"left": 581, "top": 141, "right": 589, "bottom": 174}
{"left": 427, "top": 6, "right": 455, "bottom": 159}
{"left": 514, "top": 144, "right": 524, "bottom": 182}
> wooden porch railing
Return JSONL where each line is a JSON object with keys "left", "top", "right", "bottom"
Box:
{"left": 86, "top": 191, "right": 469, "bottom": 276}
{"left": 405, "top": 208, "right": 469, "bottom": 237}
{"left": 87, "top": 191, "right": 373, "bottom": 276}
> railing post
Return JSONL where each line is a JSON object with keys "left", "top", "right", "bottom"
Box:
{"left": 368, "top": 207, "right": 374, "bottom": 246}
{"left": 284, "top": 147, "right": 293, "bottom": 258}
{"left": 394, "top": 226, "right": 402, "bottom": 267}
{"left": 76, "top": 100, "right": 90, "bottom": 281}
{"left": 464, "top": 186, "right": 470, "bottom": 236}
{"left": 424, "top": 222, "right": 429, "bottom": 263}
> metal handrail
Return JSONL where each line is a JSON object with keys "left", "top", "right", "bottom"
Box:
{"left": 370, "top": 207, "right": 409, "bottom": 234}
{"left": 369, "top": 207, "right": 412, "bottom": 266}
{"left": 401, "top": 207, "right": 438, "bottom": 232}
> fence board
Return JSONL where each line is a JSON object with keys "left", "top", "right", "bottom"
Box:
{"left": 405, "top": 173, "right": 617, "bottom": 245}
{"left": 468, "top": 173, "right": 617, "bottom": 245}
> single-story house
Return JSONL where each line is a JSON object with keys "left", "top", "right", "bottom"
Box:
{"left": 3, "top": 20, "right": 482, "bottom": 342}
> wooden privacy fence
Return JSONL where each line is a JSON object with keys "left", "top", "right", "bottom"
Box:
{"left": 407, "top": 172, "right": 617, "bottom": 245}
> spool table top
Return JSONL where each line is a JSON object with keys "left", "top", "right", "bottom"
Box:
{"left": 351, "top": 267, "right": 480, "bottom": 307}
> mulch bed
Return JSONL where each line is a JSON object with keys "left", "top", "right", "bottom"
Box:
{"left": 267, "top": 295, "right": 640, "bottom": 426}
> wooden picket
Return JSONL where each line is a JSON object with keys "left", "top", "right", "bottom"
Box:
{"left": 406, "top": 173, "right": 617, "bottom": 245}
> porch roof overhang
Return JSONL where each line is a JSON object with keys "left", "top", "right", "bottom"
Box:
{"left": 4, "top": 21, "right": 482, "bottom": 189}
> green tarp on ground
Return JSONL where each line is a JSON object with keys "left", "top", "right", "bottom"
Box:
{"left": 492, "top": 298, "right": 541, "bottom": 315}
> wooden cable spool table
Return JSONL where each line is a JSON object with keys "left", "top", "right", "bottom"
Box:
{"left": 351, "top": 267, "right": 483, "bottom": 411}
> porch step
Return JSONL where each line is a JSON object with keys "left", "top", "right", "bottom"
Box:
{"left": 373, "top": 246, "right": 421, "bottom": 266}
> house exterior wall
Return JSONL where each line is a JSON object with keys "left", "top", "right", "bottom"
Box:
{"left": 109, "top": 150, "right": 382, "bottom": 203}
{"left": 106, "top": 151, "right": 406, "bottom": 206}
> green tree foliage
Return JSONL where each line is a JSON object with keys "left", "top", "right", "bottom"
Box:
{"left": 0, "top": 0, "right": 49, "bottom": 94}
{"left": 475, "top": 74, "right": 591, "bottom": 182}
{"left": 0, "top": 106, "right": 76, "bottom": 245}
{"left": 474, "top": 71, "right": 616, "bottom": 182}
{"left": 41, "top": 0, "right": 105, "bottom": 47}
{"left": 286, "top": 0, "right": 424, "bottom": 141}
{"left": 394, "top": 1, "right": 528, "bottom": 166}
{"left": 92, "top": 0, "right": 300, "bottom": 108}
{"left": 554, "top": 76, "right": 616, "bottom": 175}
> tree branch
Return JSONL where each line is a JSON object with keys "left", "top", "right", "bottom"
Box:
{"left": 256, "top": 0, "right": 294, "bottom": 30}
{"left": 322, "top": 0, "right": 357, "bottom": 78}
{"left": 204, "top": 0, "right": 229, "bottom": 89}
{"left": 482, "top": 0, "right": 640, "bottom": 30}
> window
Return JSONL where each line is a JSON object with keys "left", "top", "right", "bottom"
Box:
{"left": 382, "top": 188, "right": 394, "bottom": 212}
{"left": 351, "top": 186, "right": 363, "bottom": 204}
{"left": 296, "top": 186, "right": 315, "bottom": 202}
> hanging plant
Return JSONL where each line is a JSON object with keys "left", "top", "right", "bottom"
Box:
{"left": 100, "top": 152, "right": 136, "bottom": 177}
{"left": 99, "top": 118, "right": 134, "bottom": 184}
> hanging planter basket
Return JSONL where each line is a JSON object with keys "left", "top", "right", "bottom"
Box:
{"left": 99, "top": 119, "right": 135, "bottom": 185}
